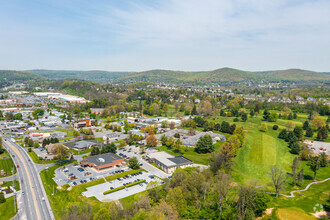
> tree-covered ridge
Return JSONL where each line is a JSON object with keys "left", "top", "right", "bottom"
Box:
{"left": 117, "top": 67, "right": 330, "bottom": 84}
{"left": 26, "top": 69, "right": 132, "bottom": 83}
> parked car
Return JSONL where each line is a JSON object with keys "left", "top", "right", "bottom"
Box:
{"left": 110, "top": 187, "right": 114, "bottom": 190}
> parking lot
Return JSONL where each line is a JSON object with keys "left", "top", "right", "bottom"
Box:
{"left": 53, "top": 163, "right": 130, "bottom": 186}
{"left": 82, "top": 171, "right": 161, "bottom": 201}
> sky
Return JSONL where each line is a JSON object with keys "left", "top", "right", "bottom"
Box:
{"left": 1, "top": 0, "right": 330, "bottom": 72}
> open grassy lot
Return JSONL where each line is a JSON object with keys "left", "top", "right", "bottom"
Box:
{"left": 0, "top": 180, "right": 20, "bottom": 191}
{"left": 28, "top": 151, "right": 58, "bottom": 164}
{"left": 55, "top": 128, "right": 74, "bottom": 137}
{"left": 0, "top": 150, "right": 10, "bottom": 159}
{"left": 40, "top": 161, "right": 145, "bottom": 219}
{"left": 0, "top": 158, "right": 16, "bottom": 176}
{"left": 0, "top": 196, "right": 16, "bottom": 220}
{"left": 155, "top": 140, "right": 224, "bottom": 165}
{"left": 67, "top": 147, "right": 92, "bottom": 155}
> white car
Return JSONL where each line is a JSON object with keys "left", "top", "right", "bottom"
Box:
{"left": 42, "top": 197, "right": 45, "bottom": 201}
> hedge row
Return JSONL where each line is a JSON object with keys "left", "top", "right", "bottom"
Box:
{"left": 103, "top": 179, "right": 146, "bottom": 195}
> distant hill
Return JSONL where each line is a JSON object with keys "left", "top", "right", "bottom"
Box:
{"left": 26, "top": 69, "right": 132, "bottom": 82}
{"left": 117, "top": 68, "right": 330, "bottom": 84}
{"left": 0, "top": 70, "right": 44, "bottom": 87}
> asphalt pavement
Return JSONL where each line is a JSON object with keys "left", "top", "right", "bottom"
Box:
{"left": 1, "top": 133, "right": 54, "bottom": 220}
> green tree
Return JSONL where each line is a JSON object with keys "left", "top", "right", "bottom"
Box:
{"left": 241, "top": 113, "right": 248, "bottom": 122}
{"left": 128, "top": 157, "right": 140, "bottom": 169}
{"left": 0, "top": 192, "right": 5, "bottom": 203}
{"left": 305, "top": 127, "right": 314, "bottom": 138}
{"left": 290, "top": 142, "right": 301, "bottom": 154}
{"left": 309, "top": 156, "right": 320, "bottom": 181}
{"left": 93, "top": 208, "right": 110, "bottom": 220}
{"left": 293, "top": 112, "right": 297, "bottom": 119}
{"left": 195, "top": 134, "right": 214, "bottom": 153}
{"left": 28, "top": 138, "right": 34, "bottom": 147}
{"left": 278, "top": 129, "right": 288, "bottom": 139}
{"left": 14, "top": 113, "right": 23, "bottom": 120}
{"left": 163, "top": 103, "right": 169, "bottom": 116}
{"left": 291, "top": 156, "right": 301, "bottom": 187}
{"left": 293, "top": 127, "right": 304, "bottom": 140}
{"left": 160, "top": 135, "right": 168, "bottom": 146}
{"left": 317, "top": 127, "right": 328, "bottom": 140}
{"left": 268, "top": 112, "right": 278, "bottom": 122}
{"left": 249, "top": 109, "right": 255, "bottom": 117}
{"left": 191, "top": 104, "right": 197, "bottom": 115}
{"left": 303, "top": 121, "right": 309, "bottom": 130}
{"left": 320, "top": 152, "right": 328, "bottom": 167}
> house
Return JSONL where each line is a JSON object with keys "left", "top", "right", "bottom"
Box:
{"left": 90, "top": 108, "right": 104, "bottom": 115}
{"left": 72, "top": 119, "right": 95, "bottom": 129}
{"left": 127, "top": 117, "right": 139, "bottom": 124}
{"left": 65, "top": 140, "right": 103, "bottom": 151}
{"left": 146, "top": 151, "right": 193, "bottom": 174}
{"left": 80, "top": 153, "right": 126, "bottom": 171}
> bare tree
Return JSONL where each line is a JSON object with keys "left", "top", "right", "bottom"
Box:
{"left": 236, "top": 185, "right": 256, "bottom": 220}
{"left": 269, "top": 166, "right": 287, "bottom": 197}
{"left": 214, "top": 170, "right": 231, "bottom": 216}
{"left": 291, "top": 156, "right": 301, "bottom": 187}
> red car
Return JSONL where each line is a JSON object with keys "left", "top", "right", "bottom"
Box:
{"left": 17, "top": 165, "right": 19, "bottom": 168}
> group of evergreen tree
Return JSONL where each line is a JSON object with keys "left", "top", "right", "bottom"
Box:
{"left": 42, "top": 137, "right": 59, "bottom": 147}
{"left": 91, "top": 143, "right": 116, "bottom": 156}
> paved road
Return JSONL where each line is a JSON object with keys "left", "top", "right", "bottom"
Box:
{"left": 0, "top": 174, "right": 17, "bottom": 182}
{"left": 1, "top": 133, "right": 54, "bottom": 220}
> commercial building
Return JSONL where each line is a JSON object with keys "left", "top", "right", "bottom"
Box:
{"left": 147, "top": 151, "right": 193, "bottom": 174}
{"left": 90, "top": 108, "right": 104, "bottom": 115}
{"left": 80, "top": 153, "right": 125, "bottom": 171}
{"left": 65, "top": 140, "right": 103, "bottom": 151}
{"left": 72, "top": 119, "right": 95, "bottom": 129}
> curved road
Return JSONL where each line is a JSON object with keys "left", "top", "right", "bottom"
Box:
{"left": 1, "top": 133, "right": 54, "bottom": 220}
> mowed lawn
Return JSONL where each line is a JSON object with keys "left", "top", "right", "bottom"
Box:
{"left": 209, "top": 115, "right": 295, "bottom": 185}
{"left": 0, "top": 196, "right": 16, "bottom": 220}
{"left": 0, "top": 158, "right": 16, "bottom": 176}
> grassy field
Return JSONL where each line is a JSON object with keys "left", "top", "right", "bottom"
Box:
{"left": 55, "top": 128, "right": 74, "bottom": 137}
{"left": 269, "top": 179, "right": 330, "bottom": 217}
{"left": 28, "top": 151, "right": 58, "bottom": 164}
{"left": 155, "top": 140, "right": 224, "bottom": 165}
{"left": 0, "top": 180, "right": 20, "bottom": 191}
{"left": 207, "top": 113, "right": 330, "bottom": 218}
{"left": 275, "top": 208, "right": 316, "bottom": 220}
{"left": 0, "top": 158, "right": 16, "bottom": 176}
{"left": 0, "top": 196, "right": 16, "bottom": 220}
{"left": 0, "top": 150, "right": 10, "bottom": 159}
{"left": 40, "top": 161, "right": 145, "bottom": 219}
{"left": 67, "top": 147, "right": 92, "bottom": 155}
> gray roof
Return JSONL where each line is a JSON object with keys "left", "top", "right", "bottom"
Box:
{"left": 148, "top": 151, "right": 193, "bottom": 168}
{"left": 66, "top": 140, "right": 103, "bottom": 149}
{"left": 81, "top": 153, "right": 122, "bottom": 166}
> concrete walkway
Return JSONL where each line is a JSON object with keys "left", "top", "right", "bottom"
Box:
{"left": 268, "top": 177, "right": 330, "bottom": 198}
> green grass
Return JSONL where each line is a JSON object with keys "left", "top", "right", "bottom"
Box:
{"left": 0, "top": 196, "right": 16, "bottom": 220}
{"left": 28, "top": 151, "right": 58, "bottom": 164}
{"left": 276, "top": 208, "right": 316, "bottom": 220}
{"left": 0, "top": 180, "right": 20, "bottom": 191}
{"left": 0, "top": 150, "right": 10, "bottom": 159}
{"left": 55, "top": 128, "right": 74, "bottom": 137}
{"left": 269, "top": 180, "right": 330, "bottom": 217}
{"left": 155, "top": 141, "right": 224, "bottom": 165}
{"left": 67, "top": 147, "right": 92, "bottom": 155}
{"left": 103, "top": 179, "right": 146, "bottom": 195}
{"left": 0, "top": 158, "right": 16, "bottom": 176}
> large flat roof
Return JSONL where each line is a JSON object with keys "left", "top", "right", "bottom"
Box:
{"left": 81, "top": 153, "right": 123, "bottom": 166}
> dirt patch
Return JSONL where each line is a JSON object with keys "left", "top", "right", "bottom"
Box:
{"left": 311, "top": 211, "right": 330, "bottom": 218}
{"left": 256, "top": 208, "right": 274, "bottom": 220}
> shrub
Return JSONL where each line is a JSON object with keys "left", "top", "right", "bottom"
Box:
{"left": 233, "top": 118, "right": 239, "bottom": 122}
{"left": 272, "top": 125, "right": 279, "bottom": 130}
{"left": 103, "top": 179, "right": 146, "bottom": 195}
